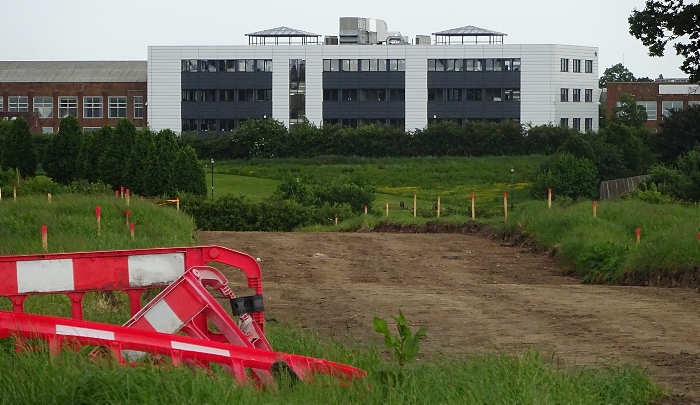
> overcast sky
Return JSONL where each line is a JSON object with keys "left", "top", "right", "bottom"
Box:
{"left": 0, "top": 0, "right": 687, "bottom": 79}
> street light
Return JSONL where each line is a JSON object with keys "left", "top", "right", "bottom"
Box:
{"left": 510, "top": 167, "right": 515, "bottom": 210}
{"left": 211, "top": 158, "right": 215, "bottom": 199}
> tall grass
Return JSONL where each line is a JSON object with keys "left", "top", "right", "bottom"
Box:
{"left": 0, "top": 194, "right": 196, "bottom": 255}
{"left": 507, "top": 199, "right": 700, "bottom": 282}
{"left": 0, "top": 326, "right": 664, "bottom": 405}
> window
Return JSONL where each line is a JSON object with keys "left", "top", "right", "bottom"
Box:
{"left": 504, "top": 89, "right": 521, "bottom": 101}
{"left": 504, "top": 58, "right": 521, "bottom": 71}
{"left": 42, "top": 127, "right": 53, "bottom": 134}
{"left": 637, "top": 101, "right": 657, "bottom": 120}
{"left": 108, "top": 96, "right": 127, "bottom": 118}
{"left": 662, "top": 101, "right": 683, "bottom": 117}
{"left": 560, "top": 58, "right": 569, "bottom": 72}
{"left": 220, "top": 119, "right": 237, "bottom": 131}
{"left": 200, "top": 90, "right": 216, "bottom": 102}
{"left": 689, "top": 101, "right": 700, "bottom": 107}
{"left": 323, "top": 59, "right": 339, "bottom": 72}
{"left": 201, "top": 119, "right": 217, "bottom": 132}
{"left": 82, "top": 127, "right": 101, "bottom": 133}
{"left": 560, "top": 88, "right": 569, "bottom": 102}
{"left": 360, "top": 59, "right": 370, "bottom": 71}
{"left": 369, "top": 59, "right": 386, "bottom": 72}
{"left": 389, "top": 89, "right": 405, "bottom": 101}
{"left": 256, "top": 89, "right": 272, "bottom": 102}
{"left": 445, "top": 59, "right": 455, "bottom": 71}
{"left": 58, "top": 97, "right": 78, "bottom": 117}
{"left": 341, "top": 59, "right": 358, "bottom": 72}
{"left": 33, "top": 97, "right": 53, "bottom": 118}
{"left": 585, "top": 60, "right": 593, "bottom": 73}
{"left": 427, "top": 88, "right": 444, "bottom": 101}
{"left": 466, "top": 59, "right": 483, "bottom": 72}
{"left": 573, "top": 59, "right": 581, "bottom": 73}
{"left": 466, "top": 88, "right": 482, "bottom": 101}
{"left": 182, "top": 119, "right": 198, "bottom": 132}
{"left": 256, "top": 59, "right": 272, "bottom": 72}
{"left": 237, "top": 89, "right": 254, "bottom": 102}
{"left": 585, "top": 89, "right": 593, "bottom": 102}
{"left": 9, "top": 96, "right": 28, "bottom": 112}
{"left": 573, "top": 89, "right": 581, "bottom": 102}
{"left": 572, "top": 118, "right": 581, "bottom": 131}
{"left": 492, "top": 59, "right": 503, "bottom": 71}
{"left": 225, "top": 60, "right": 237, "bottom": 72}
{"left": 388, "top": 59, "right": 405, "bottom": 72}
{"left": 585, "top": 118, "right": 593, "bottom": 131}
{"left": 485, "top": 59, "right": 494, "bottom": 71}
{"left": 341, "top": 89, "right": 357, "bottom": 101}
{"left": 199, "top": 60, "right": 219, "bottom": 72}
{"left": 359, "top": 89, "right": 387, "bottom": 102}
{"left": 181, "top": 60, "right": 197, "bottom": 72}
{"left": 486, "top": 88, "right": 502, "bottom": 101}
{"left": 83, "top": 97, "right": 102, "bottom": 118}
{"left": 182, "top": 90, "right": 197, "bottom": 101}
{"left": 0, "top": 97, "right": 3, "bottom": 112}
{"left": 446, "top": 89, "right": 462, "bottom": 101}
{"left": 454, "top": 59, "right": 464, "bottom": 71}
{"left": 133, "top": 96, "right": 144, "bottom": 119}
{"left": 560, "top": 118, "right": 569, "bottom": 127}
{"left": 323, "top": 89, "right": 339, "bottom": 101}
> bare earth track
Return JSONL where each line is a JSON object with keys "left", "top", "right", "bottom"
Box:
{"left": 198, "top": 231, "right": 700, "bottom": 403}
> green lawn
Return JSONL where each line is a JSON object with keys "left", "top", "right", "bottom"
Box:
{"left": 206, "top": 173, "right": 278, "bottom": 202}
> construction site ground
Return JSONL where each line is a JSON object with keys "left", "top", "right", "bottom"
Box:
{"left": 198, "top": 231, "right": 700, "bottom": 403}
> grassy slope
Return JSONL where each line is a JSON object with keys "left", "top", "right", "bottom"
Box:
{"left": 0, "top": 193, "right": 665, "bottom": 404}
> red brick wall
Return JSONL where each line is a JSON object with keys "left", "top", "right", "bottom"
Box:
{"left": 0, "top": 82, "right": 146, "bottom": 133}
{"left": 606, "top": 82, "right": 700, "bottom": 130}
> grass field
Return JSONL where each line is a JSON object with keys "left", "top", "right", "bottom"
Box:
{"left": 0, "top": 193, "right": 667, "bottom": 404}
{"left": 506, "top": 199, "right": 700, "bottom": 283}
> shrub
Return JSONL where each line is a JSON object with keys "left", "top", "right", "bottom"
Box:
{"left": 530, "top": 152, "right": 598, "bottom": 201}
{"left": 1, "top": 117, "right": 38, "bottom": 177}
{"left": 43, "top": 116, "right": 83, "bottom": 185}
{"left": 173, "top": 145, "right": 207, "bottom": 196}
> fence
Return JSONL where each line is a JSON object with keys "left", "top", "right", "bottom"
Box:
{"left": 599, "top": 175, "right": 648, "bottom": 200}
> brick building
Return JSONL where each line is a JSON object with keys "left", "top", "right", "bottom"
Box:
{"left": 606, "top": 79, "right": 700, "bottom": 130}
{"left": 0, "top": 61, "right": 146, "bottom": 133}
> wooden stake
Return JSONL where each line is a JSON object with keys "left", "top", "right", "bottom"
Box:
{"left": 13, "top": 186, "right": 17, "bottom": 202}
{"left": 41, "top": 226, "right": 48, "bottom": 252}
{"left": 335, "top": 213, "right": 338, "bottom": 226}
{"left": 126, "top": 189, "right": 130, "bottom": 206}
{"left": 471, "top": 193, "right": 475, "bottom": 220}
{"left": 504, "top": 193, "right": 508, "bottom": 223}
{"left": 120, "top": 186, "right": 124, "bottom": 199}
{"left": 413, "top": 194, "right": 417, "bottom": 218}
{"left": 95, "top": 206, "right": 101, "bottom": 236}
{"left": 385, "top": 202, "right": 389, "bottom": 217}
{"left": 130, "top": 223, "right": 135, "bottom": 240}
{"left": 437, "top": 196, "right": 441, "bottom": 218}
{"left": 593, "top": 201, "right": 597, "bottom": 218}
{"left": 176, "top": 198, "right": 180, "bottom": 211}
{"left": 0, "top": 187, "right": 3, "bottom": 202}
{"left": 125, "top": 210, "right": 130, "bottom": 226}
{"left": 364, "top": 205, "right": 367, "bottom": 215}
{"left": 547, "top": 188, "right": 552, "bottom": 208}
{"left": 47, "top": 193, "right": 52, "bottom": 203}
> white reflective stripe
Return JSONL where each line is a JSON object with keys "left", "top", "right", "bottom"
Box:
{"left": 143, "top": 299, "right": 183, "bottom": 333}
{"left": 17, "top": 259, "right": 74, "bottom": 293}
{"left": 171, "top": 341, "right": 230, "bottom": 357}
{"left": 128, "top": 253, "right": 185, "bottom": 287}
{"left": 56, "top": 325, "right": 115, "bottom": 340}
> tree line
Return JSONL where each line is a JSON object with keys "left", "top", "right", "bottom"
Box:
{"left": 0, "top": 116, "right": 206, "bottom": 197}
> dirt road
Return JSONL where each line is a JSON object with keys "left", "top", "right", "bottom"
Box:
{"left": 198, "top": 231, "right": 700, "bottom": 401}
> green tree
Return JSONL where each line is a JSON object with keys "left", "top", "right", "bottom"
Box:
{"left": 653, "top": 104, "right": 700, "bottom": 163}
{"left": 559, "top": 134, "right": 595, "bottom": 161}
{"left": 126, "top": 128, "right": 155, "bottom": 195}
{"left": 1, "top": 118, "right": 38, "bottom": 177}
{"left": 531, "top": 152, "right": 599, "bottom": 201}
{"left": 83, "top": 126, "right": 112, "bottom": 183}
{"left": 43, "top": 116, "right": 82, "bottom": 185}
{"left": 173, "top": 144, "right": 206, "bottom": 196}
{"left": 230, "top": 118, "right": 288, "bottom": 159}
{"left": 599, "top": 63, "right": 636, "bottom": 88}
{"left": 98, "top": 120, "right": 135, "bottom": 190}
{"left": 602, "top": 123, "right": 652, "bottom": 176}
{"left": 146, "top": 129, "right": 179, "bottom": 196}
{"left": 629, "top": 0, "right": 700, "bottom": 83}
{"left": 611, "top": 93, "right": 649, "bottom": 128}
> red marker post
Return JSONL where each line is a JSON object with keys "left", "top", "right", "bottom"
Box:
{"left": 130, "top": 223, "right": 135, "bottom": 240}
{"left": 120, "top": 186, "right": 124, "bottom": 199}
{"left": 364, "top": 205, "right": 367, "bottom": 215}
{"left": 95, "top": 206, "right": 101, "bottom": 236}
{"left": 126, "top": 189, "right": 130, "bottom": 206}
{"left": 41, "top": 226, "right": 48, "bottom": 252}
{"left": 593, "top": 200, "right": 597, "bottom": 218}
{"left": 471, "top": 192, "right": 475, "bottom": 220}
{"left": 547, "top": 188, "right": 552, "bottom": 208}
{"left": 636, "top": 227, "right": 641, "bottom": 244}
{"left": 115, "top": 190, "right": 119, "bottom": 197}
{"left": 125, "top": 210, "right": 130, "bottom": 226}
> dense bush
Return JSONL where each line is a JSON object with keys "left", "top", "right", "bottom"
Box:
{"left": 652, "top": 104, "right": 700, "bottom": 163}
{"left": 530, "top": 152, "right": 599, "bottom": 201}
{"left": 43, "top": 116, "right": 82, "bottom": 185}
{"left": 644, "top": 145, "right": 700, "bottom": 202}
{"left": 1, "top": 118, "right": 38, "bottom": 177}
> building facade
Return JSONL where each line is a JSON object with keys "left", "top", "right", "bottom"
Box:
{"left": 606, "top": 80, "right": 700, "bottom": 130}
{"left": 147, "top": 22, "right": 599, "bottom": 134}
{"left": 0, "top": 61, "right": 147, "bottom": 133}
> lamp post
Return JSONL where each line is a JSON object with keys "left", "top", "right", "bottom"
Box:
{"left": 510, "top": 167, "right": 514, "bottom": 210}
{"left": 211, "top": 158, "right": 215, "bottom": 199}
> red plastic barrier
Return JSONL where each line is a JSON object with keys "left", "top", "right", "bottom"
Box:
{"left": 0, "top": 246, "right": 265, "bottom": 329}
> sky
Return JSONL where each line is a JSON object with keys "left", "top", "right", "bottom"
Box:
{"left": 0, "top": 0, "right": 688, "bottom": 79}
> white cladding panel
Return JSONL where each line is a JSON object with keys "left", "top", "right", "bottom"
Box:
{"left": 148, "top": 43, "right": 598, "bottom": 133}
{"left": 659, "top": 84, "right": 700, "bottom": 95}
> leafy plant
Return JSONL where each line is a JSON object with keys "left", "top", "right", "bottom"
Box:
{"left": 373, "top": 310, "right": 426, "bottom": 367}
{"left": 579, "top": 241, "right": 629, "bottom": 284}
